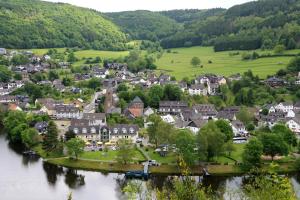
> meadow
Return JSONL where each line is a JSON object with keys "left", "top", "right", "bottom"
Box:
{"left": 27, "top": 46, "right": 300, "bottom": 79}
{"left": 155, "top": 46, "right": 299, "bottom": 79}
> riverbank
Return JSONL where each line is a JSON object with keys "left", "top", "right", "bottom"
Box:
{"left": 45, "top": 156, "right": 297, "bottom": 176}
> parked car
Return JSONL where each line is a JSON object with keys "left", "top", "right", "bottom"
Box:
{"left": 136, "top": 138, "right": 143, "bottom": 143}
{"left": 148, "top": 160, "right": 159, "bottom": 166}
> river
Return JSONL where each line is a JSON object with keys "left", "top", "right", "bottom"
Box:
{"left": 1, "top": 133, "right": 300, "bottom": 200}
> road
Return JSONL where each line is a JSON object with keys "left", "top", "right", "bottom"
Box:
{"left": 83, "top": 91, "right": 103, "bottom": 113}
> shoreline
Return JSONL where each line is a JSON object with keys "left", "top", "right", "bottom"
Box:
{"left": 44, "top": 157, "right": 298, "bottom": 176}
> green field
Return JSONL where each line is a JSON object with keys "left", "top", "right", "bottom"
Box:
{"left": 26, "top": 46, "right": 300, "bottom": 79}
{"left": 156, "top": 46, "right": 299, "bottom": 79}
{"left": 80, "top": 149, "right": 145, "bottom": 162}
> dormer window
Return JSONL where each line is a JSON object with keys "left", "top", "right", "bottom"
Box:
{"left": 122, "top": 128, "right": 127, "bottom": 134}
{"left": 82, "top": 128, "right": 87, "bottom": 134}
{"left": 114, "top": 128, "right": 118, "bottom": 134}
{"left": 74, "top": 128, "right": 78, "bottom": 134}
{"left": 91, "top": 128, "right": 96, "bottom": 134}
{"left": 129, "top": 128, "right": 134, "bottom": 134}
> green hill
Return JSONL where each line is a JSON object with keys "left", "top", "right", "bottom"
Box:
{"left": 0, "top": 0, "right": 127, "bottom": 50}
{"left": 106, "top": 10, "right": 182, "bottom": 41}
{"left": 106, "top": 0, "right": 300, "bottom": 51}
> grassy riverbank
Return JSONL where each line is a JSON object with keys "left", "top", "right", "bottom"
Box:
{"left": 45, "top": 156, "right": 297, "bottom": 176}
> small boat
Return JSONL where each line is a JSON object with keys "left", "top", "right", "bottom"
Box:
{"left": 22, "top": 150, "right": 38, "bottom": 156}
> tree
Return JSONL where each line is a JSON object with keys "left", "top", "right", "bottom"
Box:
{"left": 223, "top": 141, "right": 236, "bottom": 157}
{"left": 242, "top": 137, "right": 263, "bottom": 169}
{"left": 196, "top": 121, "right": 225, "bottom": 161}
{"left": 65, "top": 130, "right": 76, "bottom": 141}
{"left": 147, "top": 115, "right": 175, "bottom": 148}
{"left": 175, "top": 130, "right": 196, "bottom": 166}
{"left": 21, "top": 128, "right": 40, "bottom": 148}
{"left": 0, "top": 65, "right": 12, "bottom": 82}
{"left": 236, "top": 107, "right": 253, "bottom": 125}
{"left": 116, "top": 139, "right": 136, "bottom": 164}
{"left": 3, "top": 111, "right": 27, "bottom": 142}
{"left": 87, "top": 78, "right": 101, "bottom": 90}
{"left": 272, "top": 124, "right": 297, "bottom": 147}
{"left": 67, "top": 52, "right": 78, "bottom": 63}
{"left": 164, "top": 84, "right": 182, "bottom": 101}
{"left": 48, "top": 70, "right": 59, "bottom": 81}
{"left": 66, "top": 138, "right": 85, "bottom": 159}
{"left": 148, "top": 85, "right": 164, "bottom": 108}
{"left": 62, "top": 77, "right": 72, "bottom": 86}
{"left": 43, "top": 121, "right": 59, "bottom": 152}
{"left": 273, "top": 44, "right": 285, "bottom": 54}
{"left": 190, "top": 57, "right": 201, "bottom": 67}
{"left": 215, "top": 120, "right": 233, "bottom": 142}
{"left": 259, "top": 133, "right": 289, "bottom": 160}
{"left": 287, "top": 56, "right": 300, "bottom": 72}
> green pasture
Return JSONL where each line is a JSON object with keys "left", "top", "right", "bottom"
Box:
{"left": 155, "top": 46, "right": 299, "bottom": 79}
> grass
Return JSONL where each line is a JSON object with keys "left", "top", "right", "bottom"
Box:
{"left": 28, "top": 48, "right": 66, "bottom": 56}
{"left": 144, "top": 147, "right": 177, "bottom": 164}
{"left": 80, "top": 149, "right": 145, "bottom": 162}
{"left": 74, "top": 49, "right": 129, "bottom": 59}
{"left": 215, "top": 143, "right": 245, "bottom": 164}
{"left": 155, "top": 46, "right": 299, "bottom": 79}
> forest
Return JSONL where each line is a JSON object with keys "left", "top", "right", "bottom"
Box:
{"left": 1, "top": 0, "right": 300, "bottom": 52}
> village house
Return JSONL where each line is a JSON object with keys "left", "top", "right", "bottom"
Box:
{"left": 192, "top": 104, "right": 218, "bottom": 119}
{"left": 161, "top": 114, "right": 176, "bottom": 124}
{"left": 275, "top": 102, "right": 294, "bottom": 112}
{"left": 216, "top": 106, "right": 240, "bottom": 121}
{"left": 36, "top": 98, "right": 63, "bottom": 116}
{"left": 188, "top": 84, "right": 208, "bottom": 96}
{"left": 92, "top": 67, "right": 109, "bottom": 79}
{"left": 82, "top": 113, "right": 106, "bottom": 126}
{"left": 286, "top": 117, "right": 300, "bottom": 133}
{"left": 34, "top": 122, "right": 48, "bottom": 135}
{"left": 109, "top": 124, "right": 139, "bottom": 143}
{"left": 187, "top": 118, "right": 208, "bottom": 134}
{"left": 52, "top": 79, "right": 65, "bottom": 92}
{"left": 124, "top": 96, "right": 144, "bottom": 119}
{"left": 54, "top": 104, "right": 82, "bottom": 119}
{"left": 69, "top": 119, "right": 110, "bottom": 143}
{"left": 144, "top": 107, "right": 154, "bottom": 117}
{"left": 159, "top": 101, "right": 188, "bottom": 115}
{"left": 104, "top": 62, "right": 127, "bottom": 71}
{"left": 265, "top": 77, "right": 285, "bottom": 87}
{"left": 294, "top": 101, "right": 300, "bottom": 111}
{"left": 231, "top": 120, "right": 247, "bottom": 136}
{"left": 0, "top": 48, "right": 7, "bottom": 55}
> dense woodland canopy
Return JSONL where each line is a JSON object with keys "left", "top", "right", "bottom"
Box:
{"left": 108, "top": 0, "right": 300, "bottom": 51}
{"left": 1, "top": 0, "right": 300, "bottom": 51}
{"left": 0, "top": 0, "right": 127, "bottom": 50}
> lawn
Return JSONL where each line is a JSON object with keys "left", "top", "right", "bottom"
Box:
{"left": 155, "top": 46, "right": 299, "bottom": 79}
{"left": 144, "top": 147, "right": 178, "bottom": 164}
{"left": 216, "top": 143, "right": 246, "bottom": 164}
{"left": 28, "top": 48, "right": 66, "bottom": 55}
{"left": 74, "top": 49, "right": 129, "bottom": 59}
{"left": 80, "top": 149, "right": 145, "bottom": 162}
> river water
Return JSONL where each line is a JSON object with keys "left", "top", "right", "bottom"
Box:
{"left": 1, "top": 133, "right": 300, "bottom": 200}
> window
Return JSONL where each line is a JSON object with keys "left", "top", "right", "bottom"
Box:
{"left": 122, "top": 128, "right": 127, "bottom": 134}
{"left": 114, "top": 128, "right": 118, "bottom": 134}
{"left": 74, "top": 128, "right": 78, "bottom": 134}
{"left": 83, "top": 128, "right": 87, "bottom": 134}
{"left": 129, "top": 128, "right": 134, "bottom": 134}
{"left": 91, "top": 128, "right": 96, "bottom": 134}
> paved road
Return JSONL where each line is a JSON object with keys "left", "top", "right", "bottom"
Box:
{"left": 83, "top": 91, "right": 103, "bottom": 113}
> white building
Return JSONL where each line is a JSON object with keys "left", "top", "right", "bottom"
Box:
{"left": 275, "top": 102, "right": 294, "bottom": 112}
{"left": 286, "top": 119, "right": 300, "bottom": 133}
{"left": 188, "top": 84, "right": 208, "bottom": 96}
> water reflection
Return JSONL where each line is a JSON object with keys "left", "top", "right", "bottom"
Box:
{"left": 43, "top": 162, "right": 64, "bottom": 185}
{"left": 1, "top": 132, "right": 300, "bottom": 200}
